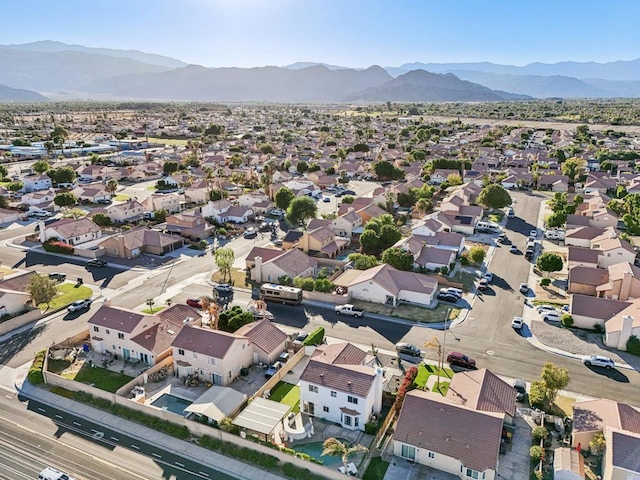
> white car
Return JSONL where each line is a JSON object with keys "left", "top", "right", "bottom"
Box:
{"left": 582, "top": 355, "right": 615, "bottom": 369}
{"left": 67, "top": 299, "right": 92, "bottom": 312}
{"left": 542, "top": 311, "right": 562, "bottom": 322}
{"left": 536, "top": 304, "right": 557, "bottom": 314}
{"left": 529, "top": 229, "right": 538, "bottom": 237}
{"left": 511, "top": 316, "right": 524, "bottom": 330}
{"left": 483, "top": 272, "right": 493, "bottom": 282}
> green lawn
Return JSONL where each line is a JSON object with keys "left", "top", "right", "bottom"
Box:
{"left": 39, "top": 284, "right": 92, "bottom": 310}
{"left": 432, "top": 381, "right": 451, "bottom": 396}
{"left": 363, "top": 456, "right": 390, "bottom": 480}
{"left": 413, "top": 363, "right": 454, "bottom": 389}
{"left": 350, "top": 299, "right": 459, "bottom": 323}
{"left": 66, "top": 363, "right": 133, "bottom": 393}
{"left": 113, "top": 194, "right": 130, "bottom": 201}
{"left": 147, "top": 137, "right": 190, "bottom": 146}
{"left": 269, "top": 382, "right": 300, "bottom": 413}
{"left": 142, "top": 306, "right": 165, "bottom": 314}
{"left": 448, "top": 270, "right": 478, "bottom": 292}
{"left": 146, "top": 185, "right": 158, "bottom": 191}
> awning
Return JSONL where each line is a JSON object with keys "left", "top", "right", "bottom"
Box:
{"left": 184, "top": 385, "right": 247, "bottom": 423}
{"left": 232, "top": 397, "right": 291, "bottom": 435}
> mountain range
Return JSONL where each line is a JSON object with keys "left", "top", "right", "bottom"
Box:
{"left": 2, "top": 41, "right": 640, "bottom": 101}
{"left": 0, "top": 83, "right": 47, "bottom": 102}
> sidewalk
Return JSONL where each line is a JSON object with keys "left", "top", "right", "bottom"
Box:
{"left": 16, "top": 381, "right": 287, "bottom": 480}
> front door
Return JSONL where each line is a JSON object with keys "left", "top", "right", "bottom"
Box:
{"left": 213, "top": 374, "right": 223, "bottom": 386}
{"left": 123, "top": 348, "right": 130, "bottom": 360}
{"left": 140, "top": 353, "right": 149, "bottom": 364}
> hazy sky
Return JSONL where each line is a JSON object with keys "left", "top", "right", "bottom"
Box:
{"left": 2, "top": 0, "right": 639, "bottom": 68}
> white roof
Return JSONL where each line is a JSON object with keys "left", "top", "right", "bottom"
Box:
{"left": 184, "top": 385, "right": 247, "bottom": 423}
{"left": 232, "top": 397, "right": 291, "bottom": 434}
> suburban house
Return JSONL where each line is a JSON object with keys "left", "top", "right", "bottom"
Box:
{"left": 247, "top": 247, "right": 317, "bottom": 283}
{"left": 171, "top": 325, "right": 253, "bottom": 386}
{"left": 591, "top": 237, "right": 636, "bottom": 269}
{"left": 412, "top": 217, "right": 446, "bottom": 237}
{"left": 23, "top": 174, "right": 53, "bottom": 192}
{"left": 0, "top": 271, "right": 34, "bottom": 316}
{"left": 437, "top": 204, "right": 483, "bottom": 236}
{"left": 569, "top": 294, "right": 630, "bottom": 330}
{"left": 396, "top": 232, "right": 465, "bottom": 257}
{"left": 603, "top": 427, "right": 640, "bottom": 479}
{"left": 21, "top": 189, "right": 56, "bottom": 206}
{"left": 234, "top": 319, "right": 288, "bottom": 365}
{"left": 394, "top": 389, "right": 503, "bottom": 480}
{"left": 143, "top": 193, "right": 184, "bottom": 214}
{"left": 98, "top": 226, "right": 184, "bottom": 258}
{"left": 222, "top": 205, "right": 254, "bottom": 224}
{"left": 87, "top": 304, "right": 200, "bottom": 365}
{"left": 429, "top": 169, "right": 460, "bottom": 185}
{"left": 567, "top": 246, "right": 600, "bottom": 270}
{"left": 102, "top": 200, "right": 145, "bottom": 224}
{"left": 333, "top": 264, "right": 438, "bottom": 307}
{"left": 69, "top": 185, "right": 110, "bottom": 204}
{"left": 331, "top": 209, "right": 363, "bottom": 239}
{"left": 569, "top": 262, "right": 640, "bottom": 301}
{"left": 299, "top": 343, "right": 383, "bottom": 432}
{"left": 201, "top": 199, "right": 233, "bottom": 223}
{"left": 296, "top": 227, "right": 350, "bottom": 258}
{"left": 162, "top": 209, "right": 215, "bottom": 240}
{"left": 564, "top": 227, "right": 608, "bottom": 248}
{"left": 571, "top": 398, "right": 640, "bottom": 450}
{"left": 78, "top": 164, "right": 109, "bottom": 181}
{"left": 0, "top": 208, "right": 20, "bottom": 225}
{"left": 604, "top": 307, "right": 640, "bottom": 351}
{"left": 39, "top": 217, "right": 102, "bottom": 245}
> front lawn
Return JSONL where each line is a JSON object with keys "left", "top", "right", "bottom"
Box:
{"left": 413, "top": 363, "right": 454, "bottom": 389}
{"left": 211, "top": 269, "right": 251, "bottom": 288}
{"left": 448, "top": 270, "right": 478, "bottom": 292}
{"left": 113, "top": 194, "right": 130, "bottom": 201}
{"left": 39, "top": 283, "right": 93, "bottom": 311}
{"left": 350, "top": 300, "right": 459, "bottom": 323}
{"left": 141, "top": 306, "right": 165, "bottom": 314}
{"left": 269, "top": 382, "right": 300, "bottom": 413}
{"left": 363, "top": 456, "right": 390, "bottom": 480}
{"left": 67, "top": 363, "right": 133, "bottom": 393}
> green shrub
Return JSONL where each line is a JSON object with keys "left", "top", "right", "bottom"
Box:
{"left": 530, "top": 471, "right": 543, "bottom": 480}
{"left": 365, "top": 421, "right": 378, "bottom": 435}
{"left": 540, "top": 278, "right": 551, "bottom": 287}
{"left": 303, "top": 327, "right": 325, "bottom": 346}
{"left": 532, "top": 426, "right": 548, "bottom": 442}
{"left": 594, "top": 323, "right": 604, "bottom": 333}
{"left": 627, "top": 335, "right": 640, "bottom": 355}
{"left": 28, "top": 350, "right": 46, "bottom": 384}
{"left": 561, "top": 314, "right": 574, "bottom": 328}
{"left": 530, "top": 445, "right": 543, "bottom": 463}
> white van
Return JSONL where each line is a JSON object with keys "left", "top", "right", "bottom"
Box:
{"left": 39, "top": 467, "right": 75, "bottom": 480}
{"left": 476, "top": 221, "right": 500, "bottom": 233}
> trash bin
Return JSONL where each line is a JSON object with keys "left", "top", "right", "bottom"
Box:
{"left": 77, "top": 277, "right": 83, "bottom": 285}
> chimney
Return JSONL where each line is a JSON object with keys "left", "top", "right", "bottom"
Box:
{"left": 253, "top": 256, "right": 262, "bottom": 283}
{"left": 618, "top": 315, "right": 634, "bottom": 350}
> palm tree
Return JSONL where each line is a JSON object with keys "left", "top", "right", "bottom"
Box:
{"left": 321, "top": 438, "right": 368, "bottom": 472}
{"left": 106, "top": 179, "right": 118, "bottom": 196}
{"left": 424, "top": 336, "right": 443, "bottom": 388}
{"left": 145, "top": 298, "right": 155, "bottom": 313}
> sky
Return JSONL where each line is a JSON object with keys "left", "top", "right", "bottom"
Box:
{"left": 2, "top": 0, "right": 640, "bottom": 68}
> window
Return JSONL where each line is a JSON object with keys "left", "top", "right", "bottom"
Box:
{"left": 465, "top": 468, "right": 479, "bottom": 479}
{"left": 118, "top": 333, "right": 124, "bottom": 339}
{"left": 193, "top": 352, "right": 198, "bottom": 358}
{"left": 208, "top": 357, "right": 215, "bottom": 365}
{"left": 428, "top": 452, "right": 435, "bottom": 459}
{"left": 106, "top": 329, "right": 110, "bottom": 335}
{"left": 323, "top": 406, "right": 329, "bottom": 413}
{"left": 347, "top": 396, "right": 358, "bottom": 404}
{"left": 178, "top": 349, "right": 185, "bottom": 356}
{"left": 93, "top": 326, "right": 99, "bottom": 332}
{"left": 400, "top": 444, "right": 415, "bottom": 461}
{"left": 331, "top": 391, "right": 337, "bottom": 397}
{"left": 308, "top": 385, "right": 318, "bottom": 393}
{"left": 354, "top": 416, "right": 359, "bottom": 427}
{"left": 343, "top": 415, "right": 352, "bottom": 426}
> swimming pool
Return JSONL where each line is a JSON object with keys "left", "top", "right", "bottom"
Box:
{"left": 293, "top": 438, "right": 350, "bottom": 466}
{"left": 150, "top": 393, "right": 192, "bottom": 416}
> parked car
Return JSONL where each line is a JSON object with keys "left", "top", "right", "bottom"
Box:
{"left": 334, "top": 304, "right": 364, "bottom": 317}
{"left": 512, "top": 379, "right": 527, "bottom": 402}
{"left": 483, "top": 272, "right": 493, "bottom": 282}
{"left": 322, "top": 196, "right": 330, "bottom": 203}
{"left": 96, "top": 198, "right": 112, "bottom": 205}
{"left": 264, "top": 361, "right": 283, "bottom": 378}
{"left": 446, "top": 352, "right": 476, "bottom": 369}
{"left": 511, "top": 316, "right": 524, "bottom": 330}
{"left": 395, "top": 343, "right": 422, "bottom": 358}
{"left": 272, "top": 239, "right": 283, "bottom": 247}
{"left": 31, "top": 211, "right": 52, "bottom": 218}
{"left": 186, "top": 298, "right": 202, "bottom": 309}
{"left": 536, "top": 304, "right": 557, "bottom": 314}
{"left": 478, "top": 278, "right": 489, "bottom": 291}
{"left": 67, "top": 299, "right": 92, "bottom": 313}
{"left": 437, "top": 292, "right": 459, "bottom": 303}
{"left": 344, "top": 189, "right": 356, "bottom": 195}
{"left": 48, "top": 272, "right": 67, "bottom": 282}
{"left": 214, "top": 283, "right": 233, "bottom": 293}
{"left": 582, "top": 355, "right": 615, "bottom": 369}
{"left": 510, "top": 245, "right": 518, "bottom": 253}
{"left": 507, "top": 209, "right": 515, "bottom": 219}
{"left": 529, "top": 229, "right": 538, "bottom": 237}
{"left": 293, "top": 331, "right": 309, "bottom": 345}
{"left": 258, "top": 222, "right": 271, "bottom": 232}
{"left": 244, "top": 228, "right": 258, "bottom": 239}
{"left": 542, "top": 311, "right": 562, "bottom": 322}
{"left": 519, "top": 283, "right": 529, "bottom": 294}
{"left": 87, "top": 258, "right": 107, "bottom": 268}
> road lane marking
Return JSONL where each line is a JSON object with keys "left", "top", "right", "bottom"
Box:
{"left": 73, "top": 421, "right": 81, "bottom": 426}
{"left": 199, "top": 471, "right": 210, "bottom": 477}
{"left": 130, "top": 444, "right": 140, "bottom": 450}
{"left": 55, "top": 415, "right": 63, "bottom": 419}
{"left": 152, "top": 452, "right": 162, "bottom": 458}
{"left": 110, "top": 436, "right": 119, "bottom": 442}
{"left": 38, "top": 408, "right": 46, "bottom": 412}
{"left": 175, "top": 462, "right": 185, "bottom": 467}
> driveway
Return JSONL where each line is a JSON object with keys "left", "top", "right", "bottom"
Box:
{"left": 497, "top": 414, "right": 532, "bottom": 480}
{"left": 383, "top": 458, "right": 458, "bottom": 480}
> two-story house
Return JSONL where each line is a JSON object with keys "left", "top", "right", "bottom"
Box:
{"left": 101, "top": 199, "right": 145, "bottom": 224}
{"left": 201, "top": 199, "right": 232, "bottom": 223}
{"left": 171, "top": 326, "right": 253, "bottom": 386}
{"left": 297, "top": 227, "right": 349, "bottom": 258}
{"left": 162, "top": 209, "right": 214, "bottom": 240}
{"left": 70, "top": 185, "right": 111, "bottom": 203}
{"left": 98, "top": 226, "right": 184, "bottom": 258}
{"left": 235, "top": 319, "right": 288, "bottom": 365}
{"left": 331, "top": 209, "right": 363, "bottom": 239}
{"left": 39, "top": 217, "right": 102, "bottom": 245}
{"left": 143, "top": 193, "right": 183, "bottom": 214}
{"left": 23, "top": 174, "right": 53, "bottom": 192}
{"left": 299, "top": 343, "right": 383, "bottom": 431}
{"left": 248, "top": 247, "right": 317, "bottom": 283}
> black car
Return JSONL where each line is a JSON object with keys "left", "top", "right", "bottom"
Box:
{"left": 87, "top": 258, "right": 107, "bottom": 267}
{"left": 258, "top": 222, "right": 271, "bottom": 232}
{"left": 48, "top": 272, "right": 67, "bottom": 282}
{"left": 437, "top": 293, "right": 458, "bottom": 303}
{"left": 343, "top": 189, "right": 356, "bottom": 195}
{"left": 513, "top": 379, "right": 527, "bottom": 402}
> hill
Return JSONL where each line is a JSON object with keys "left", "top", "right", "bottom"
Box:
{"left": 0, "top": 83, "right": 47, "bottom": 101}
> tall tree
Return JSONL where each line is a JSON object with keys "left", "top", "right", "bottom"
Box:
{"left": 285, "top": 196, "right": 317, "bottom": 227}
{"left": 214, "top": 247, "right": 235, "bottom": 284}
{"left": 477, "top": 184, "right": 512, "bottom": 209}
{"left": 27, "top": 273, "right": 59, "bottom": 309}
{"left": 540, "top": 362, "right": 570, "bottom": 407}
{"left": 275, "top": 187, "right": 295, "bottom": 210}
{"left": 54, "top": 192, "right": 78, "bottom": 208}
{"left": 32, "top": 160, "right": 50, "bottom": 174}
{"left": 536, "top": 252, "right": 563, "bottom": 276}
{"left": 321, "top": 438, "right": 368, "bottom": 472}
{"left": 381, "top": 247, "right": 414, "bottom": 271}
{"left": 106, "top": 179, "right": 118, "bottom": 195}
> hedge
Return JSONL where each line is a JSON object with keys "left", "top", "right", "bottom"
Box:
{"left": 303, "top": 327, "right": 325, "bottom": 346}
{"left": 43, "top": 240, "right": 74, "bottom": 254}
{"left": 28, "top": 350, "right": 46, "bottom": 385}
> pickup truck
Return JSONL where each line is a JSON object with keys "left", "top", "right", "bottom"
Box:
{"left": 334, "top": 304, "right": 364, "bottom": 317}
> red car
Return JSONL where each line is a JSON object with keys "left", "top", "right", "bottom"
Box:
{"left": 186, "top": 298, "right": 202, "bottom": 309}
{"left": 446, "top": 352, "right": 476, "bottom": 369}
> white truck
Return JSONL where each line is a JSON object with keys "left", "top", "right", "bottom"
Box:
{"left": 334, "top": 304, "right": 364, "bottom": 317}
{"left": 39, "top": 467, "right": 75, "bottom": 480}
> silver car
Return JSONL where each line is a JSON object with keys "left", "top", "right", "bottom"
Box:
{"left": 582, "top": 355, "right": 615, "bottom": 369}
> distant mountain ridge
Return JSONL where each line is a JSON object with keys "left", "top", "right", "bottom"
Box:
{"left": 0, "top": 83, "right": 47, "bottom": 101}
{"left": 1, "top": 40, "right": 187, "bottom": 68}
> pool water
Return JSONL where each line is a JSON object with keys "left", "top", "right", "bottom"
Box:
{"left": 150, "top": 393, "right": 192, "bottom": 416}
{"left": 293, "top": 438, "right": 350, "bottom": 466}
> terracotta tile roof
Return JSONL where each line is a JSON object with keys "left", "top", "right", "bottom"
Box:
{"left": 269, "top": 249, "right": 317, "bottom": 277}
{"left": 347, "top": 264, "right": 437, "bottom": 297}
{"left": 310, "top": 343, "right": 367, "bottom": 365}
{"left": 300, "top": 359, "right": 376, "bottom": 398}
{"left": 573, "top": 399, "right": 640, "bottom": 435}
{"left": 394, "top": 390, "right": 503, "bottom": 472}
{"left": 246, "top": 246, "right": 285, "bottom": 264}
{"left": 415, "top": 247, "right": 455, "bottom": 267}
{"left": 131, "top": 319, "right": 184, "bottom": 355}
{"left": 172, "top": 326, "right": 247, "bottom": 359}
{"left": 87, "top": 305, "right": 148, "bottom": 333}
{"left": 569, "top": 266, "right": 609, "bottom": 286}
{"left": 565, "top": 226, "right": 606, "bottom": 240}
{"left": 307, "top": 219, "right": 332, "bottom": 230}
{"left": 610, "top": 429, "right": 640, "bottom": 472}
{"left": 0, "top": 271, "right": 35, "bottom": 293}
{"left": 446, "top": 368, "right": 516, "bottom": 418}
{"left": 47, "top": 217, "right": 101, "bottom": 239}
{"left": 157, "top": 304, "right": 201, "bottom": 324}
{"left": 567, "top": 246, "right": 600, "bottom": 264}
{"left": 234, "top": 319, "right": 287, "bottom": 356}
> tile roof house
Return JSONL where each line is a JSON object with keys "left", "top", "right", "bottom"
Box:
{"left": 172, "top": 326, "right": 252, "bottom": 386}
{"left": 564, "top": 226, "right": 608, "bottom": 248}
{"left": 98, "top": 226, "right": 184, "bottom": 258}
{"left": 249, "top": 247, "right": 317, "bottom": 283}
{"left": 161, "top": 209, "right": 215, "bottom": 240}
{"left": 572, "top": 398, "right": 640, "bottom": 449}
{"left": 604, "top": 299, "right": 640, "bottom": 350}
{"left": 568, "top": 266, "right": 611, "bottom": 297}
{"left": 570, "top": 294, "right": 630, "bottom": 329}
{"left": 333, "top": 264, "right": 438, "bottom": 307}
{"left": 297, "top": 227, "right": 349, "bottom": 258}
{"left": 591, "top": 237, "right": 637, "bottom": 269}
{"left": 603, "top": 427, "right": 640, "bottom": 479}
{"left": 299, "top": 343, "right": 383, "bottom": 432}
{"left": 567, "top": 246, "right": 600, "bottom": 269}
{"left": 102, "top": 200, "right": 145, "bottom": 224}
{"left": 70, "top": 185, "right": 111, "bottom": 203}
{"left": 87, "top": 304, "right": 200, "bottom": 365}
{"left": 143, "top": 193, "right": 184, "bottom": 214}
{"left": 23, "top": 174, "right": 53, "bottom": 193}
{"left": 0, "top": 271, "right": 33, "bottom": 315}
{"left": 234, "top": 319, "right": 288, "bottom": 365}
{"left": 394, "top": 389, "right": 504, "bottom": 480}
{"left": 39, "top": 217, "right": 102, "bottom": 245}
{"left": 597, "top": 262, "right": 640, "bottom": 302}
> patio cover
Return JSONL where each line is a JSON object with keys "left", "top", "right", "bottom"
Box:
{"left": 232, "top": 397, "right": 290, "bottom": 435}
{"left": 184, "top": 386, "right": 247, "bottom": 423}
